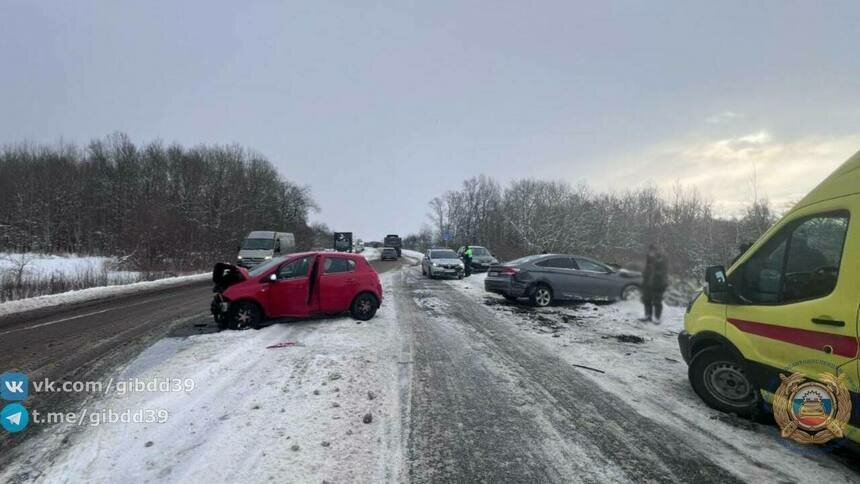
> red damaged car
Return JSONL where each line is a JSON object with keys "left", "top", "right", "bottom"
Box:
{"left": 211, "top": 251, "right": 382, "bottom": 330}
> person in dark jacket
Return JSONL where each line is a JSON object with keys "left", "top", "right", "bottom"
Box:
{"left": 462, "top": 245, "right": 473, "bottom": 277}
{"left": 639, "top": 244, "right": 669, "bottom": 323}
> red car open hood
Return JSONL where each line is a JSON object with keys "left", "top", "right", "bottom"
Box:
{"left": 213, "top": 262, "right": 251, "bottom": 292}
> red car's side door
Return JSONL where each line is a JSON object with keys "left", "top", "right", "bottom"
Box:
{"left": 267, "top": 255, "right": 317, "bottom": 317}
{"left": 318, "top": 256, "right": 359, "bottom": 313}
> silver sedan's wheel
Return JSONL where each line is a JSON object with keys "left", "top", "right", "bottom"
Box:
{"left": 531, "top": 286, "right": 552, "bottom": 307}
{"left": 621, "top": 285, "right": 641, "bottom": 301}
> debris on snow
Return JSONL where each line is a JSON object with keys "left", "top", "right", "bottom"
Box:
{"left": 571, "top": 364, "right": 606, "bottom": 374}
{"left": 613, "top": 334, "right": 646, "bottom": 344}
{"left": 266, "top": 341, "right": 301, "bottom": 349}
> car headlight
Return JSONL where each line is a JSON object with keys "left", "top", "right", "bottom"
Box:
{"left": 237, "top": 255, "right": 243, "bottom": 260}
{"left": 264, "top": 256, "right": 272, "bottom": 260}
{"left": 432, "top": 262, "right": 438, "bottom": 267}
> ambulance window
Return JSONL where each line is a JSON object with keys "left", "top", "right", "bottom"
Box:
{"left": 782, "top": 214, "right": 848, "bottom": 302}
{"left": 735, "top": 235, "right": 788, "bottom": 304}
{"left": 734, "top": 212, "right": 848, "bottom": 304}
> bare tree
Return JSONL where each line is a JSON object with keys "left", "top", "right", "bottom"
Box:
{"left": 0, "top": 135, "right": 319, "bottom": 271}
{"left": 408, "top": 174, "right": 778, "bottom": 279}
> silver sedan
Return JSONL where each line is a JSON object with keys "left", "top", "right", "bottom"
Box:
{"left": 484, "top": 254, "right": 643, "bottom": 306}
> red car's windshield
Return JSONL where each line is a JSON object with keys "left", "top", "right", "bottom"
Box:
{"left": 248, "top": 256, "right": 288, "bottom": 277}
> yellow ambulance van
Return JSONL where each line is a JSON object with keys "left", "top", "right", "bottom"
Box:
{"left": 680, "top": 151, "right": 860, "bottom": 444}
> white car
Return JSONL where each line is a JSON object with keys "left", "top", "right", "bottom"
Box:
{"left": 421, "top": 249, "right": 465, "bottom": 279}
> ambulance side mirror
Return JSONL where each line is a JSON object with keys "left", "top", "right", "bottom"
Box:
{"left": 705, "top": 265, "right": 729, "bottom": 303}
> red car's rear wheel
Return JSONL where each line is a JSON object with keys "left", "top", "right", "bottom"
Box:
{"left": 351, "top": 293, "right": 378, "bottom": 321}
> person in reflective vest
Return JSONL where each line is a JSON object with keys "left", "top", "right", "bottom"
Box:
{"left": 463, "top": 246, "right": 473, "bottom": 277}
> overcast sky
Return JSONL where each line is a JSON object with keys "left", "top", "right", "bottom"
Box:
{"left": 2, "top": 1, "right": 859, "bottom": 240}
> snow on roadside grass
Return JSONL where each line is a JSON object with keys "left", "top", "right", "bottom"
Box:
{"left": 11, "top": 271, "right": 404, "bottom": 484}
{"left": 1, "top": 253, "right": 116, "bottom": 276}
{"left": 362, "top": 247, "right": 381, "bottom": 261}
{"left": 0, "top": 273, "right": 209, "bottom": 317}
{"left": 445, "top": 273, "right": 858, "bottom": 482}
{"left": 0, "top": 252, "right": 142, "bottom": 284}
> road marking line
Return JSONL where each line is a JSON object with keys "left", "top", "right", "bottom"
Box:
{"left": 0, "top": 296, "right": 183, "bottom": 336}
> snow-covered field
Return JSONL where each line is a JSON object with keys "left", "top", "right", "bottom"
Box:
{"left": 0, "top": 273, "right": 209, "bottom": 318}
{"left": 0, "top": 252, "right": 140, "bottom": 283}
{"left": 445, "top": 273, "right": 858, "bottom": 481}
{"left": 5, "top": 271, "right": 406, "bottom": 484}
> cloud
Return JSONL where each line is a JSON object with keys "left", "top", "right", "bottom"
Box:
{"left": 607, "top": 131, "right": 860, "bottom": 216}
{"left": 705, "top": 111, "right": 743, "bottom": 124}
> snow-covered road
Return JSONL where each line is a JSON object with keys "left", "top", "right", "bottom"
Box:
{"left": 3, "top": 263, "right": 859, "bottom": 483}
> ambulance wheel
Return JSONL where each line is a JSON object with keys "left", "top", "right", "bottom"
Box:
{"left": 689, "top": 346, "right": 760, "bottom": 418}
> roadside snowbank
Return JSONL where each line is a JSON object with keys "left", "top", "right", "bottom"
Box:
{"left": 361, "top": 247, "right": 381, "bottom": 261}
{"left": 0, "top": 273, "right": 209, "bottom": 317}
{"left": 400, "top": 249, "right": 423, "bottom": 263}
{"left": 8, "top": 271, "right": 405, "bottom": 483}
{"left": 445, "top": 273, "right": 858, "bottom": 482}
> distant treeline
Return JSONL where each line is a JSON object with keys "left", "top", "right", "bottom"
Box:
{"left": 0, "top": 133, "right": 318, "bottom": 271}
{"left": 405, "top": 176, "right": 777, "bottom": 278}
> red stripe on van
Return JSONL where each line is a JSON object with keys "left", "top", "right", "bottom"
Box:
{"left": 727, "top": 318, "right": 858, "bottom": 358}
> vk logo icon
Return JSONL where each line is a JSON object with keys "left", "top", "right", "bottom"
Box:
{"left": 1, "top": 403, "right": 29, "bottom": 432}
{"left": 1, "top": 372, "right": 29, "bottom": 401}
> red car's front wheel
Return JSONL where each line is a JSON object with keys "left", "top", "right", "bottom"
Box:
{"left": 230, "top": 301, "right": 263, "bottom": 330}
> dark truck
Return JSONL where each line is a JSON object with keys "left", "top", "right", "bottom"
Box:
{"left": 384, "top": 234, "right": 402, "bottom": 257}
{"left": 334, "top": 232, "right": 353, "bottom": 252}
